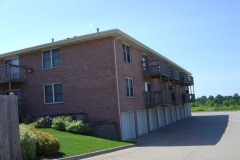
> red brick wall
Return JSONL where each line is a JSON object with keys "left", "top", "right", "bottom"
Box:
{"left": 16, "top": 37, "right": 119, "bottom": 124}
{"left": 0, "top": 59, "right": 3, "bottom": 65}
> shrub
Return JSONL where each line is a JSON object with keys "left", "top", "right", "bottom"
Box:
{"left": 34, "top": 117, "right": 45, "bottom": 128}
{"left": 19, "top": 125, "right": 37, "bottom": 160}
{"left": 21, "top": 114, "right": 32, "bottom": 125}
{"left": 27, "top": 124, "right": 60, "bottom": 156}
{"left": 66, "top": 120, "right": 90, "bottom": 134}
{"left": 51, "top": 116, "right": 72, "bottom": 131}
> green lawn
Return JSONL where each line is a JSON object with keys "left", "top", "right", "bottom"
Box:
{"left": 38, "top": 128, "right": 134, "bottom": 158}
{"left": 191, "top": 105, "right": 240, "bottom": 112}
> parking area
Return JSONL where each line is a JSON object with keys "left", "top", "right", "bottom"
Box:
{"left": 83, "top": 111, "right": 240, "bottom": 160}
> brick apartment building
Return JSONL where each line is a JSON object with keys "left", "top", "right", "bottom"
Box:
{"left": 0, "top": 29, "right": 195, "bottom": 140}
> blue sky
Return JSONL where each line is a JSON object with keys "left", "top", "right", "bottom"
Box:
{"left": 0, "top": 0, "right": 239, "bottom": 98}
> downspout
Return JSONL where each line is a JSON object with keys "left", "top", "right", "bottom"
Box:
{"left": 113, "top": 35, "right": 123, "bottom": 139}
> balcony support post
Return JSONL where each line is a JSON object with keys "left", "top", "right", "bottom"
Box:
{"left": 8, "top": 81, "right": 11, "bottom": 93}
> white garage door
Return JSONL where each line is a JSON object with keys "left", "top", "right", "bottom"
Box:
{"left": 184, "top": 104, "right": 188, "bottom": 117}
{"left": 165, "top": 106, "right": 172, "bottom": 125}
{"left": 157, "top": 106, "right": 165, "bottom": 128}
{"left": 171, "top": 106, "right": 176, "bottom": 123}
{"left": 187, "top": 103, "right": 191, "bottom": 117}
{"left": 181, "top": 105, "right": 185, "bottom": 119}
{"left": 136, "top": 110, "right": 148, "bottom": 136}
{"left": 176, "top": 105, "right": 181, "bottom": 121}
{"left": 148, "top": 108, "right": 157, "bottom": 131}
{"left": 121, "top": 111, "right": 136, "bottom": 140}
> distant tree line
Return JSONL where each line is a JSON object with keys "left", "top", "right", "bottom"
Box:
{"left": 192, "top": 93, "right": 240, "bottom": 107}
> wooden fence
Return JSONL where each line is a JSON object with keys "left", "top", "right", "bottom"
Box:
{"left": 0, "top": 95, "right": 21, "bottom": 160}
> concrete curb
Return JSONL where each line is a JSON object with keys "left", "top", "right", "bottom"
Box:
{"left": 55, "top": 143, "right": 138, "bottom": 160}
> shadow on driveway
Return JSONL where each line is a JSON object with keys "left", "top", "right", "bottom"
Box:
{"left": 135, "top": 115, "right": 229, "bottom": 146}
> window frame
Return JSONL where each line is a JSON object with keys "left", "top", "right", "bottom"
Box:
{"left": 125, "top": 77, "right": 134, "bottom": 98}
{"left": 42, "top": 48, "right": 61, "bottom": 70}
{"left": 43, "top": 83, "right": 63, "bottom": 104}
{"left": 122, "top": 43, "right": 131, "bottom": 63}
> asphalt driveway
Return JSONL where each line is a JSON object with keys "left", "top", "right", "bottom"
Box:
{"left": 83, "top": 111, "right": 240, "bottom": 160}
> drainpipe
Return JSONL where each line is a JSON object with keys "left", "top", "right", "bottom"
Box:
{"left": 114, "top": 34, "right": 123, "bottom": 140}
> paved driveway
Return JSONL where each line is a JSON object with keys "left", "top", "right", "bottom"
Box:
{"left": 83, "top": 111, "right": 240, "bottom": 160}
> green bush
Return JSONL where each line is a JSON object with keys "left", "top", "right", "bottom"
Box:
{"left": 66, "top": 120, "right": 90, "bottom": 134}
{"left": 34, "top": 117, "right": 45, "bottom": 128}
{"left": 21, "top": 114, "right": 32, "bottom": 125}
{"left": 27, "top": 124, "right": 60, "bottom": 156}
{"left": 51, "top": 116, "right": 72, "bottom": 131}
{"left": 19, "top": 125, "right": 37, "bottom": 160}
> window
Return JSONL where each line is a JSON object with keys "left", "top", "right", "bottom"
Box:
{"left": 43, "top": 49, "right": 61, "bottom": 69}
{"left": 122, "top": 44, "right": 131, "bottom": 63}
{"left": 44, "top": 83, "right": 63, "bottom": 104}
{"left": 142, "top": 54, "right": 148, "bottom": 73}
{"left": 125, "top": 78, "right": 134, "bottom": 97}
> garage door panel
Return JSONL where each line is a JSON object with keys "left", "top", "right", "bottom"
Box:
{"left": 148, "top": 108, "right": 157, "bottom": 131}
{"left": 137, "top": 110, "right": 148, "bottom": 136}
{"left": 121, "top": 112, "right": 136, "bottom": 140}
{"left": 157, "top": 106, "right": 165, "bottom": 128}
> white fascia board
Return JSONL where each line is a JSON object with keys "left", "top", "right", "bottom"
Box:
{"left": 0, "top": 28, "right": 192, "bottom": 75}
{"left": 0, "top": 29, "right": 119, "bottom": 59}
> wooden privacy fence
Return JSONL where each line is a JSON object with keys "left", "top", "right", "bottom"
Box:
{"left": 0, "top": 95, "right": 21, "bottom": 160}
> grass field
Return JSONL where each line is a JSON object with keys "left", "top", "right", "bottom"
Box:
{"left": 191, "top": 105, "right": 240, "bottom": 112}
{"left": 38, "top": 128, "right": 134, "bottom": 158}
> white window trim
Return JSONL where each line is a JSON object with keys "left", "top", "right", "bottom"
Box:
{"left": 122, "top": 43, "right": 131, "bottom": 63}
{"left": 125, "top": 77, "right": 134, "bottom": 98}
{"left": 42, "top": 48, "right": 61, "bottom": 70}
{"left": 145, "top": 82, "right": 150, "bottom": 92}
{"left": 43, "top": 82, "right": 63, "bottom": 104}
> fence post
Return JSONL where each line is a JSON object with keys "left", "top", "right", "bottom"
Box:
{"left": 0, "top": 95, "right": 22, "bottom": 160}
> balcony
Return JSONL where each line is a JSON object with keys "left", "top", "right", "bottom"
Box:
{"left": 0, "top": 64, "right": 26, "bottom": 83}
{"left": 179, "top": 73, "right": 194, "bottom": 86}
{"left": 18, "top": 100, "right": 27, "bottom": 116}
{"left": 142, "top": 60, "right": 169, "bottom": 78}
{"left": 181, "top": 93, "right": 190, "bottom": 103}
{"left": 189, "top": 76, "right": 194, "bottom": 85}
{"left": 169, "top": 67, "right": 180, "bottom": 80}
{"left": 180, "top": 72, "right": 189, "bottom": 84}
{"left": 144, "top": 90, "right": 172, "bottom": 106}
{"left": 171, "top": 92, "right": 182, "bottom": 104}
{"left": 189, "top": 94, "right": 195, "bottom": 102}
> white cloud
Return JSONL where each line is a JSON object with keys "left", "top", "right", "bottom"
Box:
{"left": 89, "top": 23, "right": 93, "bottom": 27}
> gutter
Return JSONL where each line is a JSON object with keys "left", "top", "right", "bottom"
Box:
{"left": 113, "top": 35, "right": 123, "bottom": 140}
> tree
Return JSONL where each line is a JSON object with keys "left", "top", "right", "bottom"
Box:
{"left": 214, "top": 94, "right": 223, "bottom": 104}
{"left": 222, "top": 99, "right": 230, "bottom": 107}
{"left": 208, "top": 95, "right": 214, "bottom": 101}
{"left": 205, "top": 100, "right": 215, "bottom": 107}
{"left": 233, "top": 93, "right": 240, "bottom": 101}
{"left": 229, "top": 99, "right": 236, "bottom": 105}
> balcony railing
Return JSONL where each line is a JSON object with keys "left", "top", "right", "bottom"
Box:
{"left": 18, "top": 100, "right": 27, "bottom": 115}
{"left": 189, "top": 76, "right": 194, "bottom": 85}
{"left": 0, "top": 64, "right": 26, "bottom": 83}
{"left": 181, "top": 93, "right": 190, "bottom": 103}
{"left": 144, "top": 90, "right": 172, "bottom": 106}
{"left": 171, "top": 92, "right": 182, "bottom": 104}
{"left": 180, "top": 72, "right": 189, "bottom": 84}
{"left": 142, "top": 60, "right": 169, "bottom": 77}
{"left": 189, "top": 94, "right": 195, "bottom": 102}
{"left": 169, "top": 67, "right": 180, "bottom": 80}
